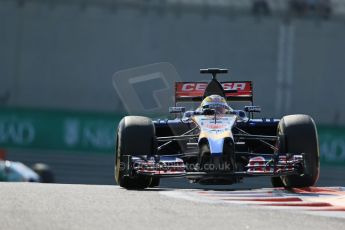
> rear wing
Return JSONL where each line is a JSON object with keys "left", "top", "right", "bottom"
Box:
{"left": 175, "top": 81, "right": 253, "bottom": 104}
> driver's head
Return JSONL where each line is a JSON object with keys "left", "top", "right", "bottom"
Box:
{"left": 201, "top": 95, "right": 231, "bottom": 114}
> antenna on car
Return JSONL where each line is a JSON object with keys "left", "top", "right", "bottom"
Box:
{"left": 200, "top": 68, "right": 229, "bottom": 80}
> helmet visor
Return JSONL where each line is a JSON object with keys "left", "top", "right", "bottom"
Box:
{"left": 204, "top": 103, "right": 229, "bottom": 114}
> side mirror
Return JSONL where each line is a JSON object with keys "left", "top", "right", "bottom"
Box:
{"left": 244, "top": 106, "right": 261, "bottom": 113}
{"left": 169, "top": 107, "right": 185, "bottom": 114}
{"left": 184, "top": 111, "right": 195, "bottom": 118}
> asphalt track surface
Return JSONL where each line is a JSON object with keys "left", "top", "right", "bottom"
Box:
{"left": 0, "top": 167, "right": 344, "bottom": 230}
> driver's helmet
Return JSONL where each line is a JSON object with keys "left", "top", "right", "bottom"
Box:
{"left": 200, "top": 95, "right": 232, "bottom": 114}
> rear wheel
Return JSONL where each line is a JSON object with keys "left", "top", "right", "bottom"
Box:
{"left": 115, "top": 116, "right": 156, "bottom": 190}
{"left": 149, "top": 177, "right": 160, "bottom": 187}
{"left": 31, "top": 163, "right": 55, "bottom": 183}
{"left": 271, "top": 177, "right": 284, "bottom": 187}
{"left": 276, "top": 114, "right": 320, "bottom": 188}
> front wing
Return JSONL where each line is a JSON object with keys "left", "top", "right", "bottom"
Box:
{"left": 120, "top": 153, "right": 305, "bottom": 179}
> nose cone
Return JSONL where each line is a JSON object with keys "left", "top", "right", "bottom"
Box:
{"left": 195, "top": 114, "right": 237, "bottom": 156}
{"left": 207, "top": 138, "right": 225, "bottom": 156}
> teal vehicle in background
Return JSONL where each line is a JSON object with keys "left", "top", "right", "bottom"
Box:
{"left": 0, "top": 161, "right": 54, "bottom": 183}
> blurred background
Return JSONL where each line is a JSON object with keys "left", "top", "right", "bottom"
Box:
{"left": 0, "top": 0, "right": 344, "bottom": 185}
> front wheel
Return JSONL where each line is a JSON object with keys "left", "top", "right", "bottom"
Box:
{"left": 115, "top": 116, "right": 156, "bottom": 190}
{"left": 276, "top": 114, "right": 320, "bottom": 188}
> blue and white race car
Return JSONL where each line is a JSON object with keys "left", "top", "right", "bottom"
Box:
{"left": 115, "top": 68, "right": 319, "bottom": 189}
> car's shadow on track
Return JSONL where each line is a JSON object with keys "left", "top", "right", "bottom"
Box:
{"left": 115, "top": 165, "right": 345, "bottom": 192}
{"left": 133, "top": 177, "right": 273, "bottom": 192}
{"left": 141, "top": 187, "right": 255, "bottom": 192}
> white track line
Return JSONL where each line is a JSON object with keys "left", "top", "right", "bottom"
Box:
{"left": 160, "top": 187, "right": 345, "bottom": 219}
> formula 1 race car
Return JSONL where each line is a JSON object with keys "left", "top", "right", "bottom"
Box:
{"left": 0, "top": 160, "right": 55, "bottom": 183}
{"left": 115, "top": 68, "right": 319, "bottom": 189}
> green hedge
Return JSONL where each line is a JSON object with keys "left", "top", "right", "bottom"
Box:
{"left": 318, "top": 126, "right": 345, "bottom": 165}
{"left": 0, "top": 107, "right": 121, "bottom": 153}
{"left": 0, "top": 107, "right": 344, "bottom": 164}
